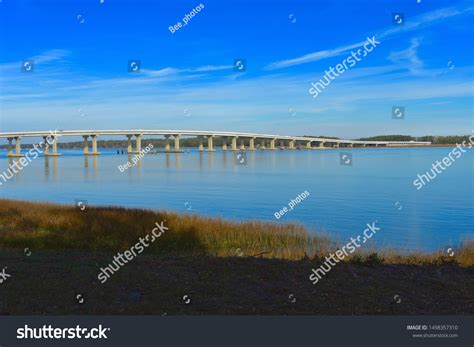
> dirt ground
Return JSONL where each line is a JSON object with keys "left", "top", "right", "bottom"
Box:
{"left": 0, "top": 250, "right": 472, "bottom": 315}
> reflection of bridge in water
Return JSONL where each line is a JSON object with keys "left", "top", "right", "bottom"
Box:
{"left": 0, "top": 129, "right": 431, "bottom": 157}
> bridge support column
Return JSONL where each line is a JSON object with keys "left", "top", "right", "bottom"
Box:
{"left": 207, "top": 135, "right": 215, "bottom": 151}
{"left": 164, "top": 135, "right": 171, "bottom": 152}
{"left": 231, "top": 137, "right": 238, "bottom": 151}
{"left": 349, "top": 143, "right": 354, "bottom": 148}
{"left": 375, "top": 144, "right": 379, "bottom": 147}
{"left": 44, "top": 136, "right": 61, "bottom": 156}
{"left": 199, "top": 141, "right": 204, "bottom": 152}
{"left": 135, "top": 135, "right": 142, "bottom": 154}
{"left": 83, "top": 136, "right": 89, "bottom": 155}
{"left": 222, "top": 142, "right": 227, "bottom": 150}
{"left": 6, "top": 138, "right": 13, "bottom": 157}
{"left": 319, "top": 142, "right": 325, "bottom": 148}
{"left": 8, "top": 137, "right": 24, "bottom": 157}
{"left": 306, "top": 141, "right": 312, "bottom": 149}
{"left": 289, "top": 140, "right": 295, "bottom": 150}
{"left": 126, "top": 135, "right": 133, "bottom": 154}
{"left": 249, "top": 137, "right": 255, "bottom": 150}
{"left": 260, "top": 139, "right": 266, "bottom": 150}
{"left": 52, "top": 137, "right": 58, "bottom": 155}
{"left": 15, "top": 137, "right": 22, "bottom": 156}
{"left": 334, "top": 143, "right": 340, "bottom": 148}
{"left": 90, "top": 135, "right": 100, "bottom": 155}
{"left": 280, "top": 141, "right": 285, "bottom": 149}
{"left": 42, "top": 136, "right": 50, "bottom": 155}
{"left": 240, "top": 139, "right": 245, "bottom": 151}
{"left": 174, "top": 135, "right": 180, "bottom": 151}
{"left": 269, "top": 139, "right": 276, "bottom": 150}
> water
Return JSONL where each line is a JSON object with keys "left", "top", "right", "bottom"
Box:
{"left": 0, "top": 147, "right": 472, "bottom": 251}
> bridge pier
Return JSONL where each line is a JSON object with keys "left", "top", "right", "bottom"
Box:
{"left": 164, "top": 135, "right": 171, "bottom": 152}
{"left": 8, "top": 136, "right": 24, "bottom": 157}
{"left": 42, "top": 136, "right": 50, "bottom": 155}
{"left": 174, "top": 134, "right": 180, "bottom": 151}
{"left": 43, "top": 135, "right": 62, "bottom": 156}
{"left": 231, "top": 137, "right": 238, "bottom": 151}
{"left": 83, "top": 136, "right": 89, "bottom": 155}
{"left": 8, "top": 137, "right": 25, "bottom": 157}
{"left": 207, "top": 135, "right": 215, "bottom": 151}
{"left": 134, "top": 134, "right": 142, "bottom": 154}
{"left": 288, "top": 140, "right": 295, "bottom": 150}
{"left": 222, "top": 142, "right": 227, "bottom": 150}
{"left": 239, "top": 139, "right": 245, "bottom": 151}
{"left": 306, "top": 141, "right": 312, "bottom": 149}
{"left": 6, "top": 138, "right": 13, "bottom": 156}
{"left": 89, "top": 135, "right": 100, "bottom": 155}
{"left": 199, "top": 140, "right": 204, "bottom": 152}
{"left": 269, "top": 139, "right": 276, "bottom": 150}
{"left": 15, "top": 137, "right": 22, "bottom": 156}
{"left": 126, "top": 135, "right": 133, "bottom": 154}
{"left": 260, "top": 139, "right": 266, "bottom": 150}
{"left": 249, "top": 137, "right": 255, "bottom": 150}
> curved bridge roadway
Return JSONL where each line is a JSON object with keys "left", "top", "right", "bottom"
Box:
{"left": 0, "top": 129, "right": 431, "bottom": 157}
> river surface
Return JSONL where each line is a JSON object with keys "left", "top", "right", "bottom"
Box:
{"left": 0, "top": 147, "right": 472, "bottom": 251}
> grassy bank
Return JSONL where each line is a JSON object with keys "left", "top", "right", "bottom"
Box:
{"left": 0, "top": 199, "right": 472, "bottom": 315}
{"left": 0, "top": 199, "right": 329, "bottom": 260}
{"left": 0, "top": 199, "right": 472, "bottom": 265}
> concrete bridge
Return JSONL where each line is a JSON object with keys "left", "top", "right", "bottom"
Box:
{"left": 0, "top": 129, "right": 431, "bottom": 157}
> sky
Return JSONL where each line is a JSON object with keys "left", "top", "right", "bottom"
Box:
{"left": 0, "top": 0, "right": 473, "bottom": 139}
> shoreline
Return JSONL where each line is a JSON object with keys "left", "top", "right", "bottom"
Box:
{"left": 0, "top": 198, "right": 472, "bottom": 315}
{"left": 0, "top": 198, "right": 472, "bottom": 264}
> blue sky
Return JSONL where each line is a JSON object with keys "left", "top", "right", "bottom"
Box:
{"left": 0, "top": 0, "right": 473, "bottom": 138}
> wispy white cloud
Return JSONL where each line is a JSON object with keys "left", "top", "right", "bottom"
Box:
{"left": 142, "top": 64, "right": 232, "bottom": 77}
{"left": 0, "top": 49, "right": 70, "bottom": 72}
{"left": 388, "top": 37, "right": 424, "bottom": 74}
{"left": 264, "top": 40, "right": 368, "bottom": 70}
{"left": 190, "top": 65, "right": 233, "bottom": 72}
{"left": 265, "top": 4, "right": 474, "bottom": 70}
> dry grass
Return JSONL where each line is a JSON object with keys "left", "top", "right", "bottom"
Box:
{"left": 0, "top": 199, "right": 330, "bottom": 260}
{"left": 0, "top": 199, "right": 472, "bottom": 265}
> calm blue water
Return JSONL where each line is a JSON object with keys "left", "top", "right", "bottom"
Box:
{"left": 0, "top": 147, "right": 472, "bottom": 251}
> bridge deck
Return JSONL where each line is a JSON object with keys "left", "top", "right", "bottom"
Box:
{"left": 0, "top": 129, "right": 431, "bottom": 146}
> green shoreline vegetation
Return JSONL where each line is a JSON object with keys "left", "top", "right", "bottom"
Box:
{"left": 0, "top": 199, "right": 472, "bottom": 265}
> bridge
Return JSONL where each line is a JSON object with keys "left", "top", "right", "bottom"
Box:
{"left": 0, "top": 129, "right": 431, "bottom": 157}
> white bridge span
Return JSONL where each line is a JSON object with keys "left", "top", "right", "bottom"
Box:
{"left": 0, "top": 129, "right": 431, "bottom": 157}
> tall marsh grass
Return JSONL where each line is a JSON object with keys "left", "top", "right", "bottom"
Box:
{"left": 0, "top": 199, "right": 472, "bottom": 265}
